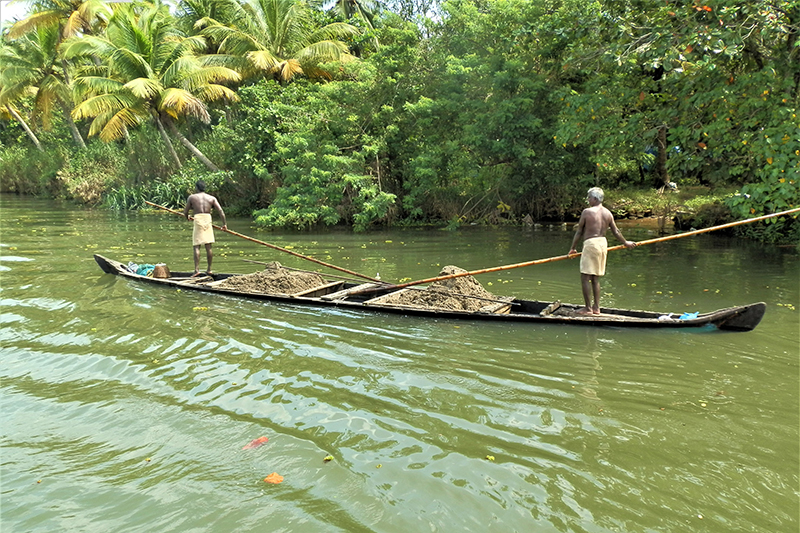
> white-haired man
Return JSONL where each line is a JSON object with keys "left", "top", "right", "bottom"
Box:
{"left": 184, "top": 180, "right": 227, "bottom": 276}
{"left": 568, "top": 187, "right": 636, "bottom": 315}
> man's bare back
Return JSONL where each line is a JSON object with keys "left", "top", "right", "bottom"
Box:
{"left": 185, "top": 192, "right": 221, "bottom": 216}
{"left": 578, "top": 205, "right": 616, "bottom": 240}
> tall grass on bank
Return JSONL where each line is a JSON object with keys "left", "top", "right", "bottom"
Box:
{"left": 104, "top": 171, "right": 231, "bottom": 210}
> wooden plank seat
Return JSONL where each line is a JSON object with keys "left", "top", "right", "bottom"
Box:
{"left": 478, "top": 296, "right": 515, "bottom": 314}
{"left": 292, "top": 281, "right": 345, "bottom": 298}
{"left": 174, "top": 275, "right": 213, "bottom": 284}
{"left": 539, "top": 300, "right": 562, "bottom": 316}
{"left": 320, "top": 283, "right": 384, "bottom": 301}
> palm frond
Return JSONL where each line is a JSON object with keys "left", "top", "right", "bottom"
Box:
{"left": 207, "top": 25, "right": 264, "bottom": 56}
{"left": 194, "top": 83, "right": 239, "bottom": 103}
{"left": 88, "top": 108, "right": 114, "bottom": 137}
{"left": 61, "top": 35, "right": 115, "bottom": 60}
{"left": 64, "top": 10, "right": 90, "bottom": 39}
{"left": 98, "top": 107, "right": 145, "bottom": 142}
{"left": 301, "top": 64, "right": 332, "bottom": 81}
{"left": 277, "top": 58, "right": 303, "bottom": 82}
{"left": 111, "top": 48, "right": 155, "bottom": 79}
{"left": 295, "top": 40, "right": 351, "bottom": 63}
{"left": 247, "top": 49, "right": 281, "bottom": 71}
{"left": 33, "top": 83, "right": 56, "bottom": 129}
{"left": 124, "top": 77, "right": 164, "bottom": 100}
{"left": 307, "top": 22, "right": 361, "bottom": 44}
{"left": 177, "top": 35, "right": 210, "bottom": 55}
{"left": 73, "top": 92, "right": 135, "bottom": 120}
{"left": 72, "top": 76, "right": 126, "bottom": 99}
{"left": 159, "top": 88, "right": 210, "bottom": 123}
{"left": 38, "top": 73, "right": 68, "bottom": 98}
{"left": 160, "top": 54, "right": 197, "bottom": 87}
{"left": 7, "top": 11, "right": 62, "bottom": 39}
{"left": 77, "top": 0, "right": 113, "bottom": 28}
{"left": 198, "top": 53, "right": 251, "bottom": 72}
{"left": 181, "top": 66, "right": 241, "bottom": 89}
{"left": 0, "top": 67, "right": 39, "bottom": 104}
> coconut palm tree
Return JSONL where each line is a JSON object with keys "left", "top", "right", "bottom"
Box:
{"left": 328, "top": 0, "right": 379, "bottom": 31}
{"left": 174, "top": 0, "right": 247, "bottom": 35}
{"left": 3, "top": 0, "right": 111, "bottom": 148}
{"left": 201, "top": 0, "right": 360, "bottom": 83}
{"left": 0, "top": 102, "right": 44, "bottom": 151}
{"left": 7, "top": 0, "right": 111, "bottom": 41}
{"left": 62, "top": 1, "right": 241, "bottom": 171}
{"left": 0, "top": 38, "right": 43, "bottom": 151}
{"left": 0, "top": 23, "right": 86, "bottom": 147}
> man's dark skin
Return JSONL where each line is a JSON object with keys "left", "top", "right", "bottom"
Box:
{"left": 568, "top": 191, "right": 636, "bottom": 315}
{"left": 183, "top": 182, "right": 227, "bottom": 275}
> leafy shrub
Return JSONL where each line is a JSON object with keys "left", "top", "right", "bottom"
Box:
{"left": 253, "top": 133, "right": 395, "bottom": 231}
{"left": 0, "top": 144, "right": 64, "bottom": 195}
{"left": 56, "top": 142, "right": 126, "bottom": 204}
{"left": 726, "top": 173, "right": 800, "bottom": 244}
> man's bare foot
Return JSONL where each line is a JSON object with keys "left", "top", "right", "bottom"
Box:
{"left": 191, "top": 271, "right": 202, "bottom": 277}
{"left": 592, "top": 308, "right": 601, "bottom": 315}
{"left": 574, "top": 308, "right": 593, "bottom": 316}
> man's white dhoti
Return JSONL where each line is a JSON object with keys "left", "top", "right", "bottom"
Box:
{"left": 580, "top": 236, "right": 607, "bottom": 276}
{"left": 192, "top": 213, "right": 214, "bottom": 246}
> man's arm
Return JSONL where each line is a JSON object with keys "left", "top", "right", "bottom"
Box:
{"left": 569, "top": 213, "right": 586, "bottom": 254}
{"left": 183, "top": 196, "right": 192, "bottom": 219}
{"left": 213, "top": 198, "right": 227, "bottom": 229}
{"left": 608, "top": 217, "right": 636, "bottom": 249}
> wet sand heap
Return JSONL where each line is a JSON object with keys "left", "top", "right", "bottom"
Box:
{"left": 376, "top": 266, "right": 503, "bottom": 311}
{"left": 215, "top": 263, "right": 326, "bottom": 295}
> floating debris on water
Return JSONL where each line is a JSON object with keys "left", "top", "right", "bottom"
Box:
{"left": 242, "top": 436, "right": 269, "bottom": 450}
{"left": 264, "top": 472, "right": 283, "bottom": 484}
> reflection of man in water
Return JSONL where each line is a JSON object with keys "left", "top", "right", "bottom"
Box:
{"left": 184, "top": 180, "right": 227, "bottom": 276}
{"left": 568, "top": 187, "right": 636, "bottom": 315}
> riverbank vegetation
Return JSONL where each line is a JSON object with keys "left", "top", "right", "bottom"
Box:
{"left": 1, "top": 0, "right": 797, "bottom": 243}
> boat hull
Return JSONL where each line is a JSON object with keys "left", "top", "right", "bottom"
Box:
{"left": 93, "top": 255, "right": 766, "bottom": 331}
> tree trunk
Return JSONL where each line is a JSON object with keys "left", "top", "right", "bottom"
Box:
{"left": 7, "top": 106, "right": 44, "bottom": 152}
{"left": 62, "top": 102, "right": 86, "bottom": 148}
{"left": 60, "top": 60, "right": 86, "bottom": 148}
{"left": 164, "top": 117, "right": 220, "bottom": 172}
{"left": 656, "top": 125, "right": 669, "bottom": 187}
{"left": 153, "top": 112, "right": 183, "bottom": 168}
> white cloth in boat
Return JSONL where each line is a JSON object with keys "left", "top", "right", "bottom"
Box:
{"left": 192, "top": 213, "right": 215, "bottom": 246}
{"left": 580, "top": 236, "right": 607, "bottom": 276}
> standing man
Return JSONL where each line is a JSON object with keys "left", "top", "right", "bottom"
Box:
{"left": 184, "top": 180, "right": 227, "bottom": 276}
{"left": 568, "top": 187, "right": 636, "bottom": 315}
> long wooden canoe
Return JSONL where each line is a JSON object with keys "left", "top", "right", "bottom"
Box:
{"left": 94, "top": 254, "right": 766, "bottom": 331}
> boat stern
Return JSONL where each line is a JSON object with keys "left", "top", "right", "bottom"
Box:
{"left": 715, "top": 302, "right": 767, "bottom": 331}
{"left": 94, "top": 254, "right": 121, "bottom": 274}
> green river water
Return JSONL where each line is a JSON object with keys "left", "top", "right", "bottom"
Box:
{"left": 1, "top": 194, "right": 798, "bottom": 532}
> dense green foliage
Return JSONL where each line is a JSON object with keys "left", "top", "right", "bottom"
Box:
{"left": 1, "top": 0, "right": 797, "bottom": 241}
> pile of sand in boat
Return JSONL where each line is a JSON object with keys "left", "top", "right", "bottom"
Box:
{"left": 374, "top": 266, "right": 506, "bottom": 312}
{"left": 214, "top": 262, "right": 326, "bottom": 295}
{"left": 214, "top": 264, "right": 507, "bottom": 311}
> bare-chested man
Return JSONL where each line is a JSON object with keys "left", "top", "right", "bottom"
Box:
{"left": 568, "top": 187, "right": 636, "bottom": 315}
{"left": 184, "top": 180, "right": 227, "bottom": 276}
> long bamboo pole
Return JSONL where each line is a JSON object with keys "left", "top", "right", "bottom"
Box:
{"left": 145, "top": 201, "right": 383, "bottom": 283}
{"left": 358, "top": 207, "right": 800, "bottom": 294}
